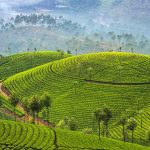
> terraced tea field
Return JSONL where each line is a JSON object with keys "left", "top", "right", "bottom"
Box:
{"left": 3, "top": 52, "right": 150, "bottom": 143}
{"left": 0, "top": 51, "right": 70, "bottom": 80}
{"left": 0, "top": 120, "right": 148, "bottom": 150}
{"left": 0, "top": 51, "right": 70, "bottom": 122}
{"left": 0, "top": 94, "right": 24, "bottom": 118}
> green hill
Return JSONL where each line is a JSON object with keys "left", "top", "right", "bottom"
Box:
{"left": 0, "top": 94, "right": 24, "bottom": 118}
{"left": 3, "top": 52, "right": 150, "bottom": 143}
{"left": 0, "top": 119, "right": 148, "bottom": 150}
{"left": 0, "top": 50, "right": 70, "bottom": 80}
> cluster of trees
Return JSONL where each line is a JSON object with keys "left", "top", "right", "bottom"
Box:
{"left": 1, "top": 23, "right": 149, "bottom": 55}
{"left": 1, "top": 92, "right": 150, "bottom": 144}
{"left": 94, "top": 106, "right": 112, "bottom": 140}
{"left": 0, "top": 14, "right": 85, "bottom": 34}
{"left": 65, "top": 31, "right": 150, "bottom": 54}
{"left": 118, "top": 115, "right": 137, "bottom": 143}
{"left": 55, "top": 104, "right": 148, "bottom": 144}
{"left": 9, "top": 92, "right": 52, "bottom": 124}
{"left": 93, "top": 105, "right": 146, "bottom": 143}
{"left": 57, "top": 116, "right": 78, "bottom": 131}
{"left": 92, "top": 31, "right": 150, "bottom": 52}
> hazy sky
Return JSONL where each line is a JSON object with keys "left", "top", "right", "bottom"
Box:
{"left": 0, "top": 0, "right": 150, "bottom": 35}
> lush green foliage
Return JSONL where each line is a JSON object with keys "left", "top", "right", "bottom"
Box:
{"left": 0, "top": 120, "right": 148, "bottom": 150}
{"left": 0, "top": 94, "right": 23, "bottom": 117}
{"left": 3, "top": 52, "right": 150, "bottom": 143}
{"left": 0, "top": 50, "right": 70, "bottom": 80}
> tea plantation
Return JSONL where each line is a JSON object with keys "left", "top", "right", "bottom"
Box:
{"left": 0, "top": 120, "right": 148, "bottom": 150}
{"left": 3, "top": 52, "right": 150, "bottom": 143}
{"left": 0, "top": 51, "right": 70, "bottom": 80}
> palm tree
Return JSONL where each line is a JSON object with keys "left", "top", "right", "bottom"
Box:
{"left": 27, "top": 48, "right": 30, "bottom": 52}
{"left": 9, "top": 93, "right": 19, "bottom": 121}
{"left": 29, "top": 95, "right": 42, "bottom": 124}
{"left": 34, "top": 48, "right": 37, "bottom": 52}
{"left": 131, "top": 48, "right": 134, "bottom": 53}
{"left": 118, "top": 114, "right": 127, "bottom": 142}
{"left": 41, "top": 92, "right": 52, "bottom": 122}
{"left": 94, "top": 108, "right": 106, "bottom": 140}
{"left": 119, "top": 46, "right": 122, "bottom": 52}
{"left": 139, "top": 110, "right": 143, "bottom": 128}
{"left": 103, "top": 106, "right": 112, "bottom": 137}
{"left": 67, "top": 50, "right": 71, "bottom": 54}
{"left": 127, "top": 118, "right": 137, "bottom": 143}
{"left": 56, "top": 49, "right": 64, "bottom": 59}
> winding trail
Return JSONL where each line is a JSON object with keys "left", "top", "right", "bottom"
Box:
{"left": 0, "top": 82, "right": 54, "bottom": 127}
{"left": 0, "top": 83, "right": 10, "bottom": 97}
{"left": 49, "top": 62, "right": 150, "bottom": 87}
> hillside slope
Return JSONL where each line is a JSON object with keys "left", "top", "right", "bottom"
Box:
{"left": 0, "top": 94, "right": 24, "bottom": 118}
{"left": 0, "top": 120, "right": 148, "bottom": 150}
{"left": 3, "top": 52, "right": 150, "bottom": 143}
{"left": 0, "top": 51, "right": 70, "bottom": 80}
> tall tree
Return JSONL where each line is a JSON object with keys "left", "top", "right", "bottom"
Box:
{"left": 94, "top": 108, "right": 106, "bottom": 140}
{"left": 103, "top": 106, "right": 112, "bottom": 137}
{"left": 119, "top": 46, "right": 122, "bottom": 52}
{"left": 139, "top": 110, "right": 143, "bottom": 128}
{"left": 9, "top": 93, "right": 19, "bottom": 121}
{"left": 67, "top": 50, "right": 71, "bottom": 54}
{"left": 41, "top": 92, "right": 52, "bottom": 122}
{"left": 118, "top": 114, "right": 127, "bottom": 142}
{"left": 27, "top": 48, "right": 30, "bottom": 52}
{"left": 29, "top": 96, "right": 42, "bottom": 124}
{"left": 127, "top": 118, "right": 137, "bottom": 143}
{"left": 68, "top": 117, "right": 78, "bottom": 131}
{"left": 34, "top": 48, "right": 37, "bottom": 52}
{"left": 22, "top": 97, "right": 30, "bottom": 122}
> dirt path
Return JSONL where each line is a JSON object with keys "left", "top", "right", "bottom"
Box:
{"left": 0, "top": 83, "right": 9, "bottom": 97}
{"left": 0, "top": 82, "right": 53, "bottom": 126}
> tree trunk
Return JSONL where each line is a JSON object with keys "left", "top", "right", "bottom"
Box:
{"left": 47, "top": 107, "right": 50, "bottom": 126}
{"left": 37, "top": 112, "right": 39, "bottom": 125}
{"left": 98, "top": 120, "right": 101, "bottom": 141}
{"left": 125, "top": 130, "right": 128, "bottom": 142}
{"left": 132, "top": 130, "right": 134, "bottom": 143}
{"left": 32, "top": 111, "right": 35, "bottom": 124}
{"left": 105, "top": 123, "right": 108, "bottom": 137}
{"left": 47, "top": 107, "right": 49, "bottom": 121}
{"left": 123, "top": 124, "right": 125, "bottom": 142}
{"left": 14, "top": 106, "right": 16, "bottom": 121}
{"left": 102, "top": 124, "right": 105, "bottom": 137}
